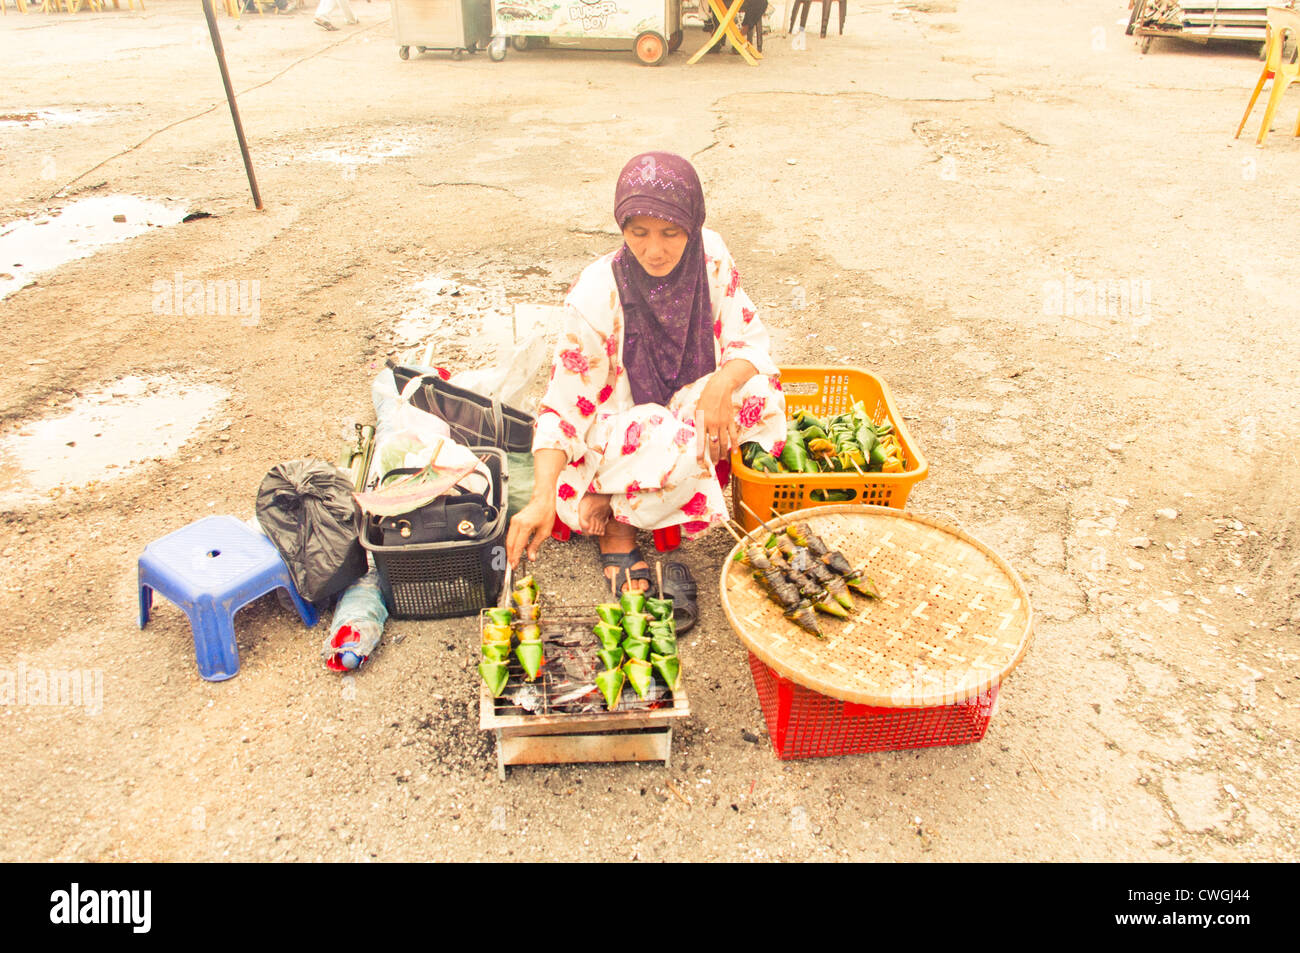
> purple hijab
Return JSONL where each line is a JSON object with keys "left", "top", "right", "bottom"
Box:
{"left": 610, "top": 152, "right": 715, "bottom": 408}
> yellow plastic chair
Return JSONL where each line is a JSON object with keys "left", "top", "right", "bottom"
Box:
{"left": 1235, "top": 6, "right": 1300, "bottom": 147}
{"left": 689, "top": 0, "right": 762, "bottom": 65}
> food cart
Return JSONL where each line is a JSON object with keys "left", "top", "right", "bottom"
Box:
{"left": 487, "top": 0, "right": 684, "bottom": 65}
{"left": 1127, "top": 0, "right": 1272, "bottom": 54}
{"left": 393, "top": 0, "right": 493, "bottom": 60}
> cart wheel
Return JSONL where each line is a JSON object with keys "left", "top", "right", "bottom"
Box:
{"left": 512, "top": 35, "right": 530, "bottom": 51}
{"left": 398, "top": 45, "right": 410, "bottom": 60}
{"left": 489, "top": 36, "right": 508, "bottom": 61}
{"left": 635, "top": 30, "right": 668, "bottom": 66}
{"left": 668, "top": 28, "right": 683, "bottom": 52}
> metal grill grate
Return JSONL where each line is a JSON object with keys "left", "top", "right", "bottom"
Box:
{"left": 484, "top": 605, "right": 676, "bottom": 717}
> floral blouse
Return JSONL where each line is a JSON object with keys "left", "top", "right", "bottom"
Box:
{"left": 535, "top": 228, "right": 779, "bottom": 461}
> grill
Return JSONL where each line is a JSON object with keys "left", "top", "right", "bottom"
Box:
{"left": 478, "top": 603, "right": 692, "bottom": 777}
{"left": 483, "top": 605, "right": 677, "bottom": 717}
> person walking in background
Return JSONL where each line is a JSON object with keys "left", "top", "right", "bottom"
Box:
{"left": 314, "top": 0, "right": 357, "bottom": 30}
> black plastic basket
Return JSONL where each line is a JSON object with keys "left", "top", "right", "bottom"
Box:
{"left": 359, "top": 447, "right": 508, "bottom": 619}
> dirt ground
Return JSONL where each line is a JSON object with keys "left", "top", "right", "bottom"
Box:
{"left": 1, "top": 0, "right": 1296, "bottom": 863}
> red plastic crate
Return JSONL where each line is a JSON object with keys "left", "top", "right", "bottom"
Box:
{"left": 747, "top": 653, "right": 998, "bottom": 759}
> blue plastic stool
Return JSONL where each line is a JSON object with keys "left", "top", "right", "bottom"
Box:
{"left": 138, "top": 515, "right": 319, "bottom": 681}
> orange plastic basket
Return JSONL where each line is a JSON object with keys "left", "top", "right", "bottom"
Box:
{"left": 731, "top": 366, "right": 928, "bottom": 531}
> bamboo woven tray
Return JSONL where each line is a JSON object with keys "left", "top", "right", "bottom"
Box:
{"left": 720, "top": 505, "right": 1033, "bottom": 708}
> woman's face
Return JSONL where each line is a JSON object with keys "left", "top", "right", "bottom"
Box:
{"left": 622, "top": 215, "right": 690, "bottom": 277}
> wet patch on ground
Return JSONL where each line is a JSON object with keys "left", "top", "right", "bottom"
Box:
{"left": 0, "top": 195, "right": 188, "bottom": 301}
{"left": 0, "top": 374, "right": 227, "bottom": 506}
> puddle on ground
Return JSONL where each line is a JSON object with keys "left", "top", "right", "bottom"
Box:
{"left": 0, "top": 108, "right": 108, "bottom": 129}
{"left": 0, "top": 195, "right": 188, "bottom": 301}
{"left": 305, "top": 137, "right": 416, "bottom": 166}
{"left": 0, "top": 374, "right": 227, "bottom": 505}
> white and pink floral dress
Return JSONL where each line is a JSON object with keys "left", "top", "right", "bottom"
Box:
{"left": 534, "top": 229, "right": 786, "bottom": 538}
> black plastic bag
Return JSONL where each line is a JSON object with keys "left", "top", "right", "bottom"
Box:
{"left": 256, "top": 460, "right": 367, "bottom": 604}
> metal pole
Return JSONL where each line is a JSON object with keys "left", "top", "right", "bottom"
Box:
{"left": 201, "top": 0, "right": 263, "bottom": 210}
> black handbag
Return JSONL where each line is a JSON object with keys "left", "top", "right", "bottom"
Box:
{"left": 369, "top": 469, "right": 499, "bottom": 546}
{"left": 389, "top": 363, "right": 534, "bottom": 453}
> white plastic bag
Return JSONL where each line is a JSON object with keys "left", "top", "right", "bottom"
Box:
{"left": 371, "top": 368, "right": 456, "bottom": 487}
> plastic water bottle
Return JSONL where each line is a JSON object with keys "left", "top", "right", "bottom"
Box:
{"left": 325, "top": 570, "right": 389, "bottom": 671}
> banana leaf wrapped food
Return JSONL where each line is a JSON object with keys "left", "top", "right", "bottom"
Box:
{"left": 744, "top": 541, "right": 826, "bottom": 638}
{"left": 622, "top": 635, "right": 651, "bottom": 662}
{"left": 784, "top": 600, "right": 823, "bottom": 637}
{"left": 809, "top": 488, "right": 856, "bottom": 502}
{"left": 648, "top": 619, "right": 676, "bottom": 642}
{"left": 514, "top": 640, "right": 545, "bottom": 681}
{"left": 597, "top": 646, "right": 625, "bottom": 670}
{"left": 623, "top": 658, "right": 654, "bottom": 699}
{"left": 596, "top": 667, "right": 626, "bottom": 711}
{"left": 596, "top": 603, "right": 624, "bottom": 626}
{"left": 645, "top": 597, "right": 673, "bottom": 622}
{"left": 478, "top": 660, "right": 509, "bottom": 698}
{"left": 485, "top": 607, "right": 516, "bottom": 626}
{"left": 785, "top": 521, "right": 880, "bottom": 599}
{"left": 650, "top": 631, "right": 678, "bottom": 657}
{"left": 621, "top": 612, "right": 650, "bottom": 640}
{"left": 744, "top": 406, "right": 905, "bottom": 475}
{"left": 511, "top": 575, "right": 539, "bottom": 608}
{"left": 593, "top": 622, "right": 624, "bottom": 651}
{"left": 650, "top": 652, "right": 681, "bottom": 692}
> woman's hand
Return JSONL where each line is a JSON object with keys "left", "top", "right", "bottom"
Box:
{"left": 695, "top": 373, "right": 739, "bottom": 466}
{"left": 506, "top": 496, "right": 556, "bottom": 566}
{"left": 695, "top": 360, "right": 757, "bottom": 466}
{"left": 505, "top": 448, "right": 567, "bottom": 566}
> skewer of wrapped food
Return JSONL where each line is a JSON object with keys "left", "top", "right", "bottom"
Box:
{"left": 511, "top": 575, "right": 545, "bottom": 681}
{"left": 591, "top": 575, "right": 683, "bottom": 710}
